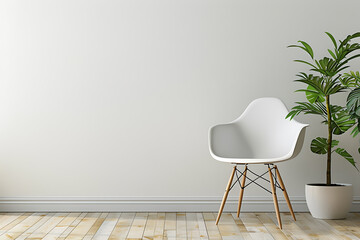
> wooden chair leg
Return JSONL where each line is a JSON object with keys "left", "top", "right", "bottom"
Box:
{"left": 216, "top": 165, "right": 237, "bottom": 225}
{"left": 237, "top": 165, "right": 247, "bottom": 218}
{"left": 275, "top": 165, "right": 296, "bottom": 221}
{"left": 268, "top": 166, "right": 282, "bottom": 229}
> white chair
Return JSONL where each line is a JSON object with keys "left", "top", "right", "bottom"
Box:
{"left": 209, "top": 97, "right": 308, "bottom": 229}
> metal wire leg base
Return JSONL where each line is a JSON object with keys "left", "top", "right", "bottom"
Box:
{"left": 215, "top": 164, "right": 295, "bottom": 228}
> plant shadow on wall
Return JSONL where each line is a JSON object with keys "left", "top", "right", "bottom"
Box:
{"left": 287, "top": 32, "right": 360, "bottom": 219}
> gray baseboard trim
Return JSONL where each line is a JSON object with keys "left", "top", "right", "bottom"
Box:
{"left": 0, "top": 196, "right": 358, "bottom": 212}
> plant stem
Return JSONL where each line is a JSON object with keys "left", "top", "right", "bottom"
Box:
{"left": 326, "top": 95, "right": 332, "bottom": 185}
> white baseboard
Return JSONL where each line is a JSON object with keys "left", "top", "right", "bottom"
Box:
{"left": 0, "top": 196, "right": 359, "bottom": 212}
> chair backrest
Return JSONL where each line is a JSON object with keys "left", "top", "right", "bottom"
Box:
{"left": 209, "top": 98, "right": 308, "bottom": 162}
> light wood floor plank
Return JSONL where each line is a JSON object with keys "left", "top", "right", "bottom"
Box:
{"left": 328, "top": 213, "right": 360, "bottom": 239}
{"left": 26, "top": 212, "right": 68, "bottom": 239}
{"left": 58, "top": 212, "right": 87, "bottom": 240}
{"left": 82, "top": 212, "right": 109, "bottom": 240}
{"left": 64, "top": 212, "right": 101, "bottom": 240}
{"left": 302, "top": 213, "right": 353, "bottom": 240}
{"left": 126, "top": 212, "right": 148, "bottom": 240}
{"left": 108, "top": 212, "right": 135, "bottom": 240}
{"left": 348, "top": 213, "right": 360, "bottom": 228}
{"left": 318, "top": 214, "right": 360, "bottom": 240}
{"left": 231, "top": 213, "right": 253, "bottom": 240}
{"left": 0, "top": 213, "right": 45, "bottom": 240}
{"left": 268, "top": 212, "right": 311, "bottom": 240}
{"left": 186, "top": 213, "right": 201, "bottom": 240}
{"left": 0, "top": 213, "right": 27, "bottom": 231}
{"left": 176, "top": 213, "right": 187, "bottom": 240}
{"left": 92, "top": 212, "right": 121, "bottom": 240}
{"left": 43, "top": 212, "right": 82, "bottom": 240}
{"left": 197, "top": 213, "right": 209, "bottom": 240}
{"left": 16, "top": 213, "right": 56, "bottom": 240}
{"left": 164, "top": 212, "right": 176, "bottom": 240}
{"left": 154, "top": 213, "right": 166, "bottom": 240}
{"left": 217, "top": 213, "right": 243, "bottom": 240}
{"left": 202, "top": 213, "right": 221, "bottom": 240}
{"left": 58, "top": 213, "right": 87, "bottom": 240}
{"left": 240, "top": 213, "right": 274, "bottom": 240}
{"left": 255, "top": 212, "right": 289, "bottom": 240}
{"left": 294, "top": 213, "right": 340, "bottom": 240}
{"left": 143, "top": 212, "right": 157, "bottom": 240}
{"left": 0, "top": 213, "right": 33, "bottom": 236}
{"left": 0, "top": 213, "right": 20, "bottom": 227}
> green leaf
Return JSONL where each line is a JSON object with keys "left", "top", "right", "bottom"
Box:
{"left": 335, "top": 148, "right": 358, "bottom": 170}
{"left": 286, "top": 102, "right": 327, "bottom": 120}
{"left": 343, "top": 71, "right": 360, "bottom": 86}
{"left": 331, "top": 109, "right": 356, "bottom": 135}
{"left": 295, "top": 73, "right": 326, "bottom": 95}
{"left": 305, "top": 85, "right": 325, "bottom": 103}
{"left": 328, "top": 49, "right": 336, "bottom": 59}
{"left": 342, "top": 53, "right": 360, "bottom": 65}
{"left": 351, "top": 126, "right": 359, "bottom": 137}
{"left": 298, "top": 41, "right": 314, "bottom": 59}
{"left": 337, "top": 66, "right": 350, "bottom": 73}
{"left": 289, "top": 42, "right": 314, "bottom": 59}
{"left": 340, "top": 75, "right": 358, "bottom": 88}
{"left": 295, "top": 73, "right": 346, "bottom": 96}
{"left": 339, "top": 32, "right": 360, "bottom": 50}
{"left": 346, "top": 87, "right": 360, "bottom": 118}
{"left": 311, "top": 137, "right": 339, "bottom": 155}
{"left": 294, "top": 60, "right": 317, "bottom": 69}
{"left": 325, "top": 32, "right": 338, "bottom": 49}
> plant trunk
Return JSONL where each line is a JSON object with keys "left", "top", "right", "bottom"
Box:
{"left": 326, "top": 95, "right": 332, "bottom": 186}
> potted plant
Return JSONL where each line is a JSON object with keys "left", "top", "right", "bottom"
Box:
{"left": 287, "top": 32, "right": 360, "bottom": 219}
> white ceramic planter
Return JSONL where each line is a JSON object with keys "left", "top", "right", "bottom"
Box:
{"left": 305, "top": 183, "right": 353, "bottom": 219}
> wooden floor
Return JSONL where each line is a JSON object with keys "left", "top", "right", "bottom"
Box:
{"left": 0, "top": 212, "right": 358, "bottom": 240}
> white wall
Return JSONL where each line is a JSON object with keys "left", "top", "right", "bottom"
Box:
{"left": 0, "top": 0, "right": 360, "bottom": 211}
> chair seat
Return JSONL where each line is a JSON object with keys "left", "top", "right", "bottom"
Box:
{"left": 209, "top": 155, "right": 294, "bottom": 164}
